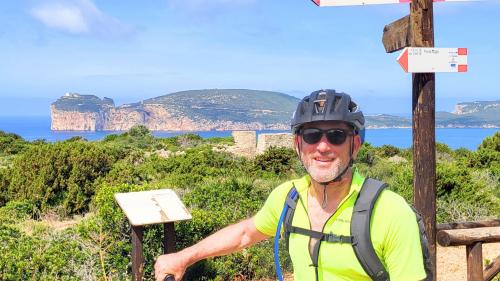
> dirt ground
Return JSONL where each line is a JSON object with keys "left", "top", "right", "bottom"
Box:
{"left": 437, "top": 243, "right": 500, "bottom": 281}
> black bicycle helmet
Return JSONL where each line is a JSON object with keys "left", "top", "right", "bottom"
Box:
{"left": 291, "top": 89, "right": 365, "bottom": 142}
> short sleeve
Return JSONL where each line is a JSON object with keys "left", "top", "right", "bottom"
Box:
{"left": 253, "top": 182, "right": 294, "bottom": 237}
{"left": 377, "top": 192, "right": 427, "bottom": 280}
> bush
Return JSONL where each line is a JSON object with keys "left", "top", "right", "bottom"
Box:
{"left": 253, "top": 146, "right": 299, "bottom": 176}
{"left": 436, "top": 142, "right": 453, "bottom": 155}
{"left": 0, "top": 223, "right": 94, "bottom": 280}
{"left": 376, "top": 144, "right": 401, "bottom": 158}
{"left": 0, "top": 200, "right": 37, "bottom": 222}
{"left": 478, "top": 131, "right": 499, "bottom": 151}
{"left": 0, "top": 131, "right": 28, "bottom": 155}
{"left": 435, "top": 161, "right": 499, "bottom": 222}
{"left": 102, "top": 125, "right": 162, "bottom": 152}
{"left": 3, "top": 141, "right": 117, "bottom": 216}
{"left": 356, "top": 142, "right": 375, "bottom": 165}
{"left": 0, "top": 169, "right": 10, "bottom": 206}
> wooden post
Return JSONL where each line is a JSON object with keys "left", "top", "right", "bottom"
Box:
{"left": 466, "top": 242, "right": 483, "bottom": 281}
{"left": 410, "top": 0, "right": 436, "bottom": 279}
{"left": 484, "top": 255, "right": 500, "bottom": 281}
{"left": 436, "top": 227, "right": 500, "bottom": 246}
{"left": 164, "top": 222, "right": 176, "bottom": 254}
{"left": 382, "top": 15, "right": 411, "bottom": 53}
{"left": 131, "top": 226, "right": 144, "bottom": 281}
{"left": 437, "top": 219, "right": 500, "bottom": 231}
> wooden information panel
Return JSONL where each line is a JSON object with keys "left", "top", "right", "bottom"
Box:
{"left": 115, "top": 189, "right": 192, "bottom": 226}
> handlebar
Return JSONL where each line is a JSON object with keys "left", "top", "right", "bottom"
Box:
{"left": 164, "top": 274, "right": 174, "bottom": 281}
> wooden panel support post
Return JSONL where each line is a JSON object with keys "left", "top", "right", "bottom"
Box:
{"left": 466, "top": 242, "right": 483, "bottom": 281}
{"left": 410, "top": 0, "right": 436, "bottom": 279}
{"left": 132, "top": 226, "right": 144, "bottom": 281}
{"left": 164, "top": 222, "right": 176, "bottom": 254}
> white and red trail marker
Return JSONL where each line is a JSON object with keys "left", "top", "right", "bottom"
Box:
{"left": 396, "top": 47, "right": 468, "bottom": 73}
{"left": 311, "top": 0, "right": 479, "bottom": 7}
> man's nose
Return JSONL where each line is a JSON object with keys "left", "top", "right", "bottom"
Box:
{"left": 316, "top": 135, "right": 331, "bottom": 151}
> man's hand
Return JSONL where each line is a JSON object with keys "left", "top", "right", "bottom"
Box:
{"left": 154, "top": 253, "right": 187, "bottom": 281}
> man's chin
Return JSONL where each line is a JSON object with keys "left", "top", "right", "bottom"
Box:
{"left": 308, "top": 171, "right": 338, "bottom": 183}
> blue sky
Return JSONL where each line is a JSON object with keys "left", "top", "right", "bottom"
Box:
{"left": 0, "top": 0, "right": 499, "bottom": 116}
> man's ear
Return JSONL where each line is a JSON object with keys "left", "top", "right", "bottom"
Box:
{"left": 352, "top": 134, "right": 362, "bottom": 159}
{"left": 294, "top": 135, "right": 301, "bottom": 155}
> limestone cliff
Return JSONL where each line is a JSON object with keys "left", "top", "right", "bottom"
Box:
{"left": 51, "top": 90, "right": 296, "bottom": 131}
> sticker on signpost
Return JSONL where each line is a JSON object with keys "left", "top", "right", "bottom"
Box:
{"left": 397, "top": 47, "right": 468, "bottom": 73}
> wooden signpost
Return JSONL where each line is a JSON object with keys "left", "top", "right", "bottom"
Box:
{"left": 396, "top": 0, "right": 437, "bottom": 278}
{"left": 115, "top": 189, "right": 192, "bottom": 281}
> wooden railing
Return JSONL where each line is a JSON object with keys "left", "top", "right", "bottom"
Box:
{"left": 437, "top": 219, "right": 500, "bottom": 281}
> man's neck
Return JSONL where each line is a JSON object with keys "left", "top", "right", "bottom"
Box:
{"left": 309, "top": 170, "right": 353, "bottom": 204}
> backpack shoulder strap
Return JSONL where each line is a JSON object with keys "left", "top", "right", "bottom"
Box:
{"left": 283, "top": 185, "right": 299, "bottom": 251}
{"left": 351, "top": 178, "right": 390, "bottom": 281}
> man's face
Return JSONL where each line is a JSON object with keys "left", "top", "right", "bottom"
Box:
{"left": 296, "top": 121, "right": 361, "bottom": 184}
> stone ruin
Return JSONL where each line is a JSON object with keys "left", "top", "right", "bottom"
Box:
{"left": 226, "top": 131, "right": 294, "bottom": 158}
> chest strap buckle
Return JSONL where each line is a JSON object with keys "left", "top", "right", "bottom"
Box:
{"left": 322, "top": 232, "right": 354, "bottom": 244}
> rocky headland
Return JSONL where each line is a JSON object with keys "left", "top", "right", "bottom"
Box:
{"left": 51, "top": 90, "right": 499, "bottom": 131}
{"left": 51, "top": 90, "right": 298, "bottom": 131}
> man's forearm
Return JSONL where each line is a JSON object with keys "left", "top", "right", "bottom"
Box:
{"left": 177, "top": 217, "right": 269, "bottom": 267}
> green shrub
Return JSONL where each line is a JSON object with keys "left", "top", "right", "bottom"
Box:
{"left": 4, "top": 141, "right": 117, "bottom": 216}
{"left": 0, "top": 168, "right": 10, "bottom": 206}
{"left": 0, "top": 200, "right": 37, "bottom": 222}
{"left": 253, "top": 146, "right": 298, "bottom": 175}
{"left": 436, "top": 142, "right": 453, "bottom": 155}
{"left": 376, "top": 144, "right": 401, "bottom": 158}
{"left": 435, "top": 161, "right": 499, "bottom": 222}
{"left": 206, "top": 136, "right": 234, "bottom": 146}
{"left": 0, "top": 131, "right": 28, "bottom": 155}
{"left": 0, "top": 224, "right": 93, "bottom": 281}
{"left": 478, "top": 131, "right": 499, "bottom": 151}
{"left": 356, "top": 142, "right": 375, "bottom": 165}
{"left": 102, "top": 125, "right": 163, "bottom": 152}
{"left": 176, "top": 134, "right": 204, "bottom": 148}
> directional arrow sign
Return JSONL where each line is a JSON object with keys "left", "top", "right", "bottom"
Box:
{"left": 397, "top": 47, "right": 468, "bottom": 73}
{"left": 312, "top": 0, "right": 476, "bottom": 7}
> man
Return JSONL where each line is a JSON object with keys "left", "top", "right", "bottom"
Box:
{"left": 155, "top": 90, "right": 426, "bottom": 281}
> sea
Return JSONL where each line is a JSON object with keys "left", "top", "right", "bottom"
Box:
{"left": 0, "top": 116, "right": 498, "bottom": 150}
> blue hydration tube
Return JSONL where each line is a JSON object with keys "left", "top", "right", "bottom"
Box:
{"left": 274, "top": 189, "right": 297, "bottom": 281}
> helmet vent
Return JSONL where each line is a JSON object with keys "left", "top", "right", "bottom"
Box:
{"left": 330, "top": 95, "right": 342, "bottom": 113}
{"left": 349, "top": 101, "right": 358, "bottom": 113}
{"left": 314, "top": 92, "right": 327, "bottom": 114}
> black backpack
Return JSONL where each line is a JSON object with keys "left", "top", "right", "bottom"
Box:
{"left": 276, "top": 178, "right": 433, "bottom": 281}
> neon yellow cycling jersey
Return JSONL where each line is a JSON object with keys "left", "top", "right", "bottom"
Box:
{"left": 254, "top": 171, "right": 426, "bottom": 281}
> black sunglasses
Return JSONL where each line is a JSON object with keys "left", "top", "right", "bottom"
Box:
{"left": 300, "top": 128, "right": 353, "bottom": 145}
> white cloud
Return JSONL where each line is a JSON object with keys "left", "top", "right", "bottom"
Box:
{"left": 29, "top": 0, "right": 134, "bottom": 38}
{"left": 30, "top": 4, "right": 88, "bottom": 33}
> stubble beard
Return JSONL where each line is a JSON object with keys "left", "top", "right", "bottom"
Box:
{"left": 301, "top": 153, "right": 348, "bottom": 183}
